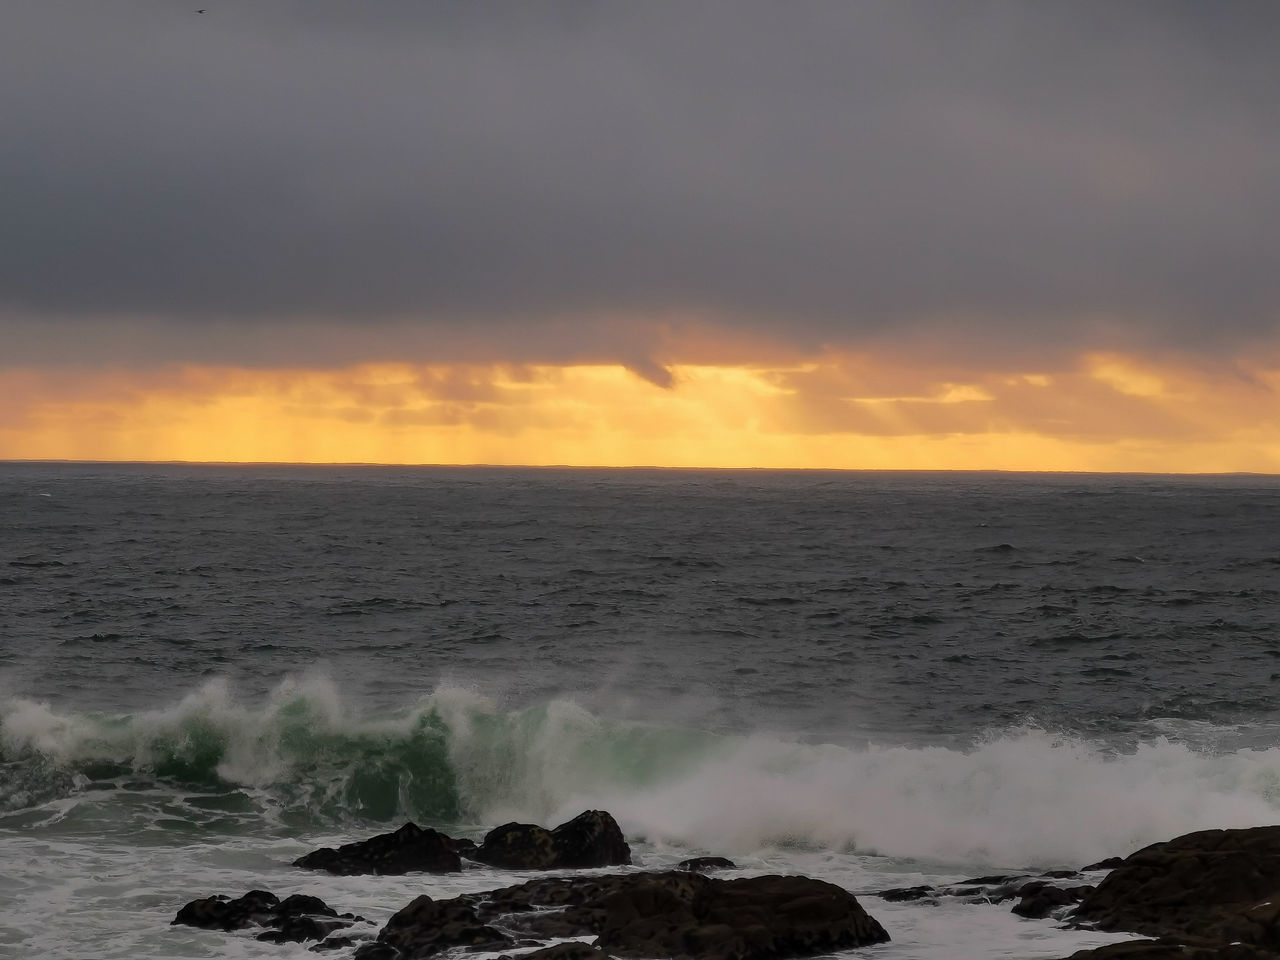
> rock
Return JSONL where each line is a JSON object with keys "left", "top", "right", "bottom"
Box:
{"left": 1070, "top": 825, "right": 1280, "bottom": 950}
{"left": 172, "top": 889, "right": 281, "bottom": 930}
{"left": 551, "top": 810, "right": 632, "bottom": 869}
{"left": 172, "top": 889, "right": 364, "bottom": 944}
{"left": 362, "top": 870, "right": 888, "bottom": 960}
{"left": 877, "top": 885, "right": 937, "bottom": 902}
{"left": 1010, "top": 881, "right": 1093, "bottom": 919}
{"left": 294, "top": 822, "right": 463, "bottom": 875}
{"left": 595, "top": 872, "right": 890, "bottom": 960}
{"left": 310, "top": 934, "right": 375, "bottom": 953}
{"left": 956, "top": 874, "right": 1025, "bottom": 886}
{"left": 474, "top": 810, "right": 630, "bottom": 871}
{"left": 1060, "top": 940, "right": 1280, "bottom": 959}
{"left": 474, "top": 821, "right": 559, "bottom": 870}
{"left": 500, "top": 944, "right": 607, "bottom": 960}
{"left": 1081, "top": 857, "right": 1126, "bottom": 871}
{"left": 678, "top": 856, "right": 737, "bottom": 873}
{"left": 354, "top": 894, "right": 511, "bottom": 960}
{"left": 257, "top": 914, "right": 350, "bottom": 944}
{"left": 948, "top": 874, "right": 1027, "bottom": 903}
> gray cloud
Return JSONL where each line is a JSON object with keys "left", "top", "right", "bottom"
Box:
{"left": 2, "top": 0, "right": 1278, "bottom": 369}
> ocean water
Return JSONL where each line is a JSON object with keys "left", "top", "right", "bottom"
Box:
{"left": 3, "top": 462, "right": 1280, "bottom": 960}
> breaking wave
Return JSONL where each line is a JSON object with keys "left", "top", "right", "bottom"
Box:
{"left": 4, "top": 675, "right": 1280, "bottom": 868}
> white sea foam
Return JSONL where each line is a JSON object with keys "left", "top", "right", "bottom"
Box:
{"left": 5, "top": 677, "right": 1280, "bottom": 869}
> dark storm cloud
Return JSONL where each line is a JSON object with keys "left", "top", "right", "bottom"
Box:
{"left": 2, "top": 0, "right": 1278, "bottom": 368}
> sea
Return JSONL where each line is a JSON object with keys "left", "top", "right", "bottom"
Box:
{"left": 3, "top": 462, "right": 1280, "bottom": 960}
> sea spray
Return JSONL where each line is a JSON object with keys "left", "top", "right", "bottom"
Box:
{"left": 4, "top": 676, "right": 1280, "bottom": 869}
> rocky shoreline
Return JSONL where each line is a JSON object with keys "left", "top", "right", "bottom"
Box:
{"left": 173, "top": 813, "right": 1280, "bottom": 959}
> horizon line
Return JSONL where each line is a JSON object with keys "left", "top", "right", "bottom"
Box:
{"left": 1, "top": 458, "right": 1276, "bottom": 478}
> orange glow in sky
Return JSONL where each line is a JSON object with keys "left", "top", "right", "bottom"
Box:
{"left": 2, "top": 352, "right": 1278, "bottom": 473}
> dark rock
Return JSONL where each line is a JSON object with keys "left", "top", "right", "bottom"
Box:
{"left": 172, "top": 889, "right": 280, "bottom": 930}
{"left": 678, "top": 856, "right": 737, "bottom": 873}
{"left": 474, "top": 810, "right": 630, "bottom": 871}
{"left": 278, "top": 893, "right": 338, "bottom": 915}
{"left": 474, "top": 821, "right": 559, "bottom": 870}
{"left": 1081, "top": 857, "right": 1126, "bottom": 871}
{"left": 310, "top": 935, "right": 372, "bottom": 953}
{"left": 956, "top": 874, "right": 1025, "bottom": 886}
{"left": 365, "top": 870, "right": 888, "bottom": 960}
{"left": 450, "top": 837, "right": 480, "bottom": 858}
{"left": 294, "top": 822, "right": 463, "bottom": 875}
{"left": 497, "top": 945, "right": 607, "bottom": 960}
{"left": 351, "top": 944, "right": 401, "bottom": 960}
{"left": 358, "top": 894, "right": 512, "bottom": 960}
{"left": 1060, "top": 940, "right": 1280, "bottom": 959}
{"left": 1070, "top": 825, "right": 1280, "bottom": 953}
{"left": 172, "top": 888, "right": 363, "bottom": 944}
{"left": 550, "top": 810, "right": 631, "bottom": 869}
{"left": 944, "top": 876, "right": 1025, "bottom": 905}
{"left": 595, "top": 872, "right": 890, "bottom": 960}
{"left": 1011, "top": 884, "right": 1093, "bottom": 919}
{"left": 257, "top": 914, "right": 350, "bottom": 944}
{"left": 877, "top": 885, "right": 937, "bottom": 902}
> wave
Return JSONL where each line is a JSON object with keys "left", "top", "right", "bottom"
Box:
{"left": 4, "top": 676, "right": 1280, "bottom": 868}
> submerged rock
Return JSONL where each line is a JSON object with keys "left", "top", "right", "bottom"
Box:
{"left": 501, "top": 943, "right": 608, "bottom": 960}
{"left": 1060, "top": 941, "right": 1280, "bottom": 959}
{"left": 172, "top": 889, "right": 364, "bottom": 944}
{"left": 294, "top": 822, "right": 463, "bottom": 875}
{"left": 677, "top": 856, "right": 737, "bottom": 873}
{"left": 876, "top": 869, "right": 1089, "bottom": 912}
{"left": 1010, "top": 880, "right": 1094, "bottom": 919}
{"left": 877, "top": 885, "right": 937, "bottom": 903}
{"left": 473, "top": 809, "right": 631, "bottom": 871}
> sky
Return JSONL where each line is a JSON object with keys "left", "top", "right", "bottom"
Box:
{"left": 3, "top": 1, "right": 1278, "bottom": 470}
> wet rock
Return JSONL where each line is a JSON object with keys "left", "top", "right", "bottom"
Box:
{"left": 877, "top": 885, "right": 937, "bottom": 902}
{"left": 1011, "top": 881, "right": 1094, "bottom": 919}
{"left": 595, "top": 872, "right": 890, "bottom": 960}
{"left": 1080, "top": 857, "right": 1125, "bottom": 872}
{"left": 678, "top": 856, "right": 737, "bottom": 873}
{"left": 310, "top": 934, "right": 375, "bottom": 953}
{"left": 499, "top": 944, "right": 607, "bottom": 960}
{"left": 474, "top": 821, "right": 559, "bottom": 870}
{"left": 947, "top": 875, "right": 1027, "bottom": 904}
{"left": 364, "top": 870, "right": 888, "bottom": 960}
{"left": 474, "top": 810, "right": 630, "bottom": 871}
{"left": 1070, "top": 825, "right": 1280, "bottom": 948}
{"left": 1060, "top": 940, "right": 1280, "bottom": 959}
{"left": 172, "top": 888, "right": 364, "bottom": 944}
{"left": 294, "top": 822, "right": 463, "bottom": 875}
{"left": 354, "top": 894, "right": 511, "bottom": 960}
{"left": 551, "top": 810, "right": 632, "bottom": 869}
{"left": 257, "top": 914, "right": 351, "bottom": 944}
{"left": 173, "top": 889, "right": 282, "bottom": 931}
{"left": 956, "top": 874, "right": 1025, "bottom": 886}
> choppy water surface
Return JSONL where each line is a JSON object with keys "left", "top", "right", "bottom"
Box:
{"left": 3, "top": 463, "right": 1280, "bottom": 959}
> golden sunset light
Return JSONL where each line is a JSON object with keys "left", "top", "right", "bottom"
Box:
{"left": 4, "top": 352, "right": 1277, "bottom": 472}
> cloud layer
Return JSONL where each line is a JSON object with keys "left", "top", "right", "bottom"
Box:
{"left": 3, "top": 2, "right": 1278, "bottom": 375}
